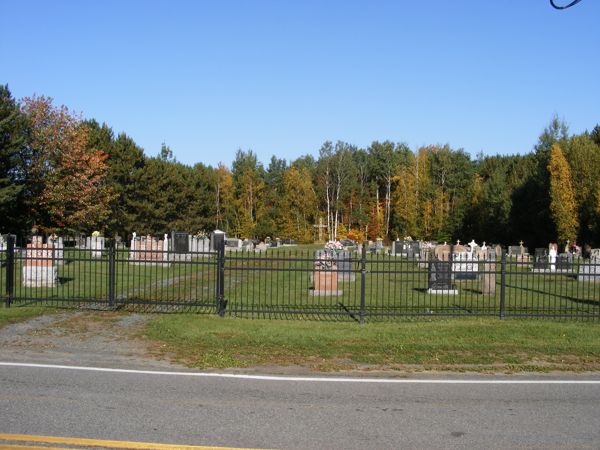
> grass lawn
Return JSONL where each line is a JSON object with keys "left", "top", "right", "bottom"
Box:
{"left": 0, "top": 305, "right": 55, "bottom": 327}
{"left": 144, "top": 315, "right": 600, "bottom": 373}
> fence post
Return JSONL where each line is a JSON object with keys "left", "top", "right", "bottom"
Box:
{"left": 108, "top": 239, "right": 116, "bottom": 309}
{"left": 216, "top": 238, "right": 226, "bottom": 317}
{"left": 359, "top": 242, "right": 367, "bottom": 325}
{"left": 500, "top": 249, "right": 506, "bottom": 320}
{"left": 5, "top": 235, "right": 15, "bottom": 308}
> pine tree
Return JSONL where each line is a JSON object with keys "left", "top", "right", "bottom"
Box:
{"left": 548, "top": 144, "right": 578, "bottom": 244}
{"left": 0, "top": 85, "right": 29, "bottom": 233}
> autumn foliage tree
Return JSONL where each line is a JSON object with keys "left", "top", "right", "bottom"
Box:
{"left": 548, "top": 144, "right": 578, "bottom": 244}
{"left": 22, "top": 96, "right": 114, "bottom": 232}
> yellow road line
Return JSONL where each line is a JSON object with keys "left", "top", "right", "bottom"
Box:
{"left": 0, "top": 434, "right": 264, "bottom": 450}
{"left": 0, "top": 445, "right": 70, "bottom": 450}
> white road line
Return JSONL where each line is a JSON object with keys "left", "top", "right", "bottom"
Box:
{"left": 1, "top": 361, "right": 599, "bottom": 384}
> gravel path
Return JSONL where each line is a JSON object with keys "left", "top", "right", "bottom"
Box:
{"left": 0, "top": 311, "right": 189, "bottom": 370}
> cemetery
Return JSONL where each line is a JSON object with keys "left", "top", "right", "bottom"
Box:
{"left": 1, "top": 232, "right": 599, "bottom": 320}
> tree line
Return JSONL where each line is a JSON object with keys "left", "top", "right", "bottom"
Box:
{"left": 1, "top": 85, "right": 600, "bottom": 248}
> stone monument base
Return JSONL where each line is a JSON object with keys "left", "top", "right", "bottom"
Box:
{"left": 310, "top": 289, "right": 343, "bottom": 297}
{"left": 427, "top": 288, "right": 458, "bottom": 295}
{"left": 22, "top": 266, "right": 58, "bottom": 287}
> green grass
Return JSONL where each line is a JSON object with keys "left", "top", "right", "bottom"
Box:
{"left": 0, "top": 305, "right": 56, "bottom": 327}
{"left": 144, "top": 315, "right": 600, "bottom": 372}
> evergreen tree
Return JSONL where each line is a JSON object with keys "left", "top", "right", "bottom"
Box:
{"left": 0, "top": 85, "right": 29, "bottom": 233}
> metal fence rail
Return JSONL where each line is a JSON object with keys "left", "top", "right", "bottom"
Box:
{"left": 2, "top": 235, "right": 600, "bottom": 322}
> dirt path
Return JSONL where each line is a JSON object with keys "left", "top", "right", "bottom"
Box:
{"left": 0, "top": 311, "right": 189, "bottom": 370}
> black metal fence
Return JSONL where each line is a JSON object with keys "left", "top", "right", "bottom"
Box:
{"left": 1, "top": 235, "right": 599, "bottom": 322}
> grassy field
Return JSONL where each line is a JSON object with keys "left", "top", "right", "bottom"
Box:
{"left": 0, "top": 305, "right": 598, "bottom": 372}
{"left": 1, "top": 245, "right": 599, "bottom": 319}
{"left": 143, "top": 315, "right": 600, "bottom": 372}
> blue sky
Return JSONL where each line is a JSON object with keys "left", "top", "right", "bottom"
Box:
{"left": 1, "top": 0, "right": 598, "bottom": 167}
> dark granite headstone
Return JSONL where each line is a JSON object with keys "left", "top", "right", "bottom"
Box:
{"left": 556, "top": 253, "right": 573, "bottom": 271}
{"left": 534, "top": 248, "right": 549, "bottom": 270}
{"left": 408, "top": 242, "right": 420, "bottom": 258}
{"left": 211, "top": 231, "right": 225, "bottom": 251}
{"left": 171, "top": 231, "right": 189, "bottom": 254}
{"left": 428, "top": 261, "right": 453, "bottom": 290}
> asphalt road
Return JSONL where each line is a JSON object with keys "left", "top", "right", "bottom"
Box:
{"left": 1, "top": 364, "right": 599, "bottom": 449}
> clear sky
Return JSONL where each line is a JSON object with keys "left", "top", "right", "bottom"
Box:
{"left": 1, "top": 0, "right": 598, "bottom": 167}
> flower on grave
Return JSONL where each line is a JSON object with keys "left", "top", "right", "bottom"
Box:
{"left": 31, "top": 225, "right": 39, "bottom": 235}
{"left": 194, "top": 230, "right": 207, "bottom": 239}
{"left": 315, "top": 251, "right": 336, "bottom": 270}
{"left": 49, "top": 233, "right": 58, "bottom": 242}
{"left": 91, "top": 230, "right": 101, "bottom": 237}
{"left": 404, "top": 236, "right": 413, "bottom": 241}
{"left": 324, "top": 240, "right": 344, "bottom": 252}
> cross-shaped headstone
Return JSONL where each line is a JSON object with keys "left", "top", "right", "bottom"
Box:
{"left": 313, "top": 218, "right": 327, "bottom": 242}
{"left": 519, "top": 240, "right": 524, "bottom": 255}
{"left": 456, "top": 239, "right": 461, "bottom": 245}
{"left": 468, "top": 239, "right": 477, "bottom": 253}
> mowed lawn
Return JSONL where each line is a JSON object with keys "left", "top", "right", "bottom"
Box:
{"left": 143, "top": 315, "right": 600, "bottom": 373}
{"left": 1, "top": 306, "right": 599, "bottom": 372}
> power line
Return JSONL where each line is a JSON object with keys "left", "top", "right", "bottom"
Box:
{"left": 550, "top": 0, "right": 583, "bottom": 9}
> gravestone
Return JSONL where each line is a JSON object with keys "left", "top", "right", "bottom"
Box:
{"left": 392, "top": 240, "right": 414, "bottom": 257}
{"left": 494, "top": 245, "right": 503, "bottom": 258}
{"left": 578, "top": 249, "right": 600, "bottom": 283}
{"left": 533, "top": 248, "right": 549, "bottom": 271}
{"left": 210, "top": 230, "right": 226, "bottom": 251}
{"left": 508, "top": 246, "right": 521, "bottom": 256}
{"left": 311, "top": 257, "right": 342, "bottom": 296}
{"left": 255, "top": 242, "right": 268, "bottom": 252}
{"left": 226, "top": 238, "right": 242, "bottom": 249}
{"left": 427, "top": 260, "right": 456, "bottom": 294}
{"left": 129, "top": 233, "right": 170, "bottom": 266}
{"left": 242, "top": 239, "right": 255, "bottom": 251}
{"left": 556, "top": 253, "right": 573, "bottom": 272}
{"left": 434, "top": 244, "right": 452, "bottom": 261}
{"left": 87, "top": 236, "right": 104, "bottom": 258}
{"left": 171, "top": 231, "right": 190, "bottom": 254}
{"left": 22, "top": 241, "right": 58, "bottom": 287}
{"left": 452, "top": 250, "right": 478, "bottom": 281}
{"left": 315, "top": 250, "right": 354, "bottom": 281}
{"left": 189, "top": 236, "right": 210, "bottom": 254}
{"left": 480, "top": 261, "right": 496, "bottom": 295}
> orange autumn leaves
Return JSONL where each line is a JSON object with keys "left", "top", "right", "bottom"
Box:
{"left": 22, "top": 96, "right": 115, "bottom": 231}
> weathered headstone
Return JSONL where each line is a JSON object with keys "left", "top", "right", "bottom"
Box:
{"left": 480, "top": 260, "right": 496, "bottom": 295}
